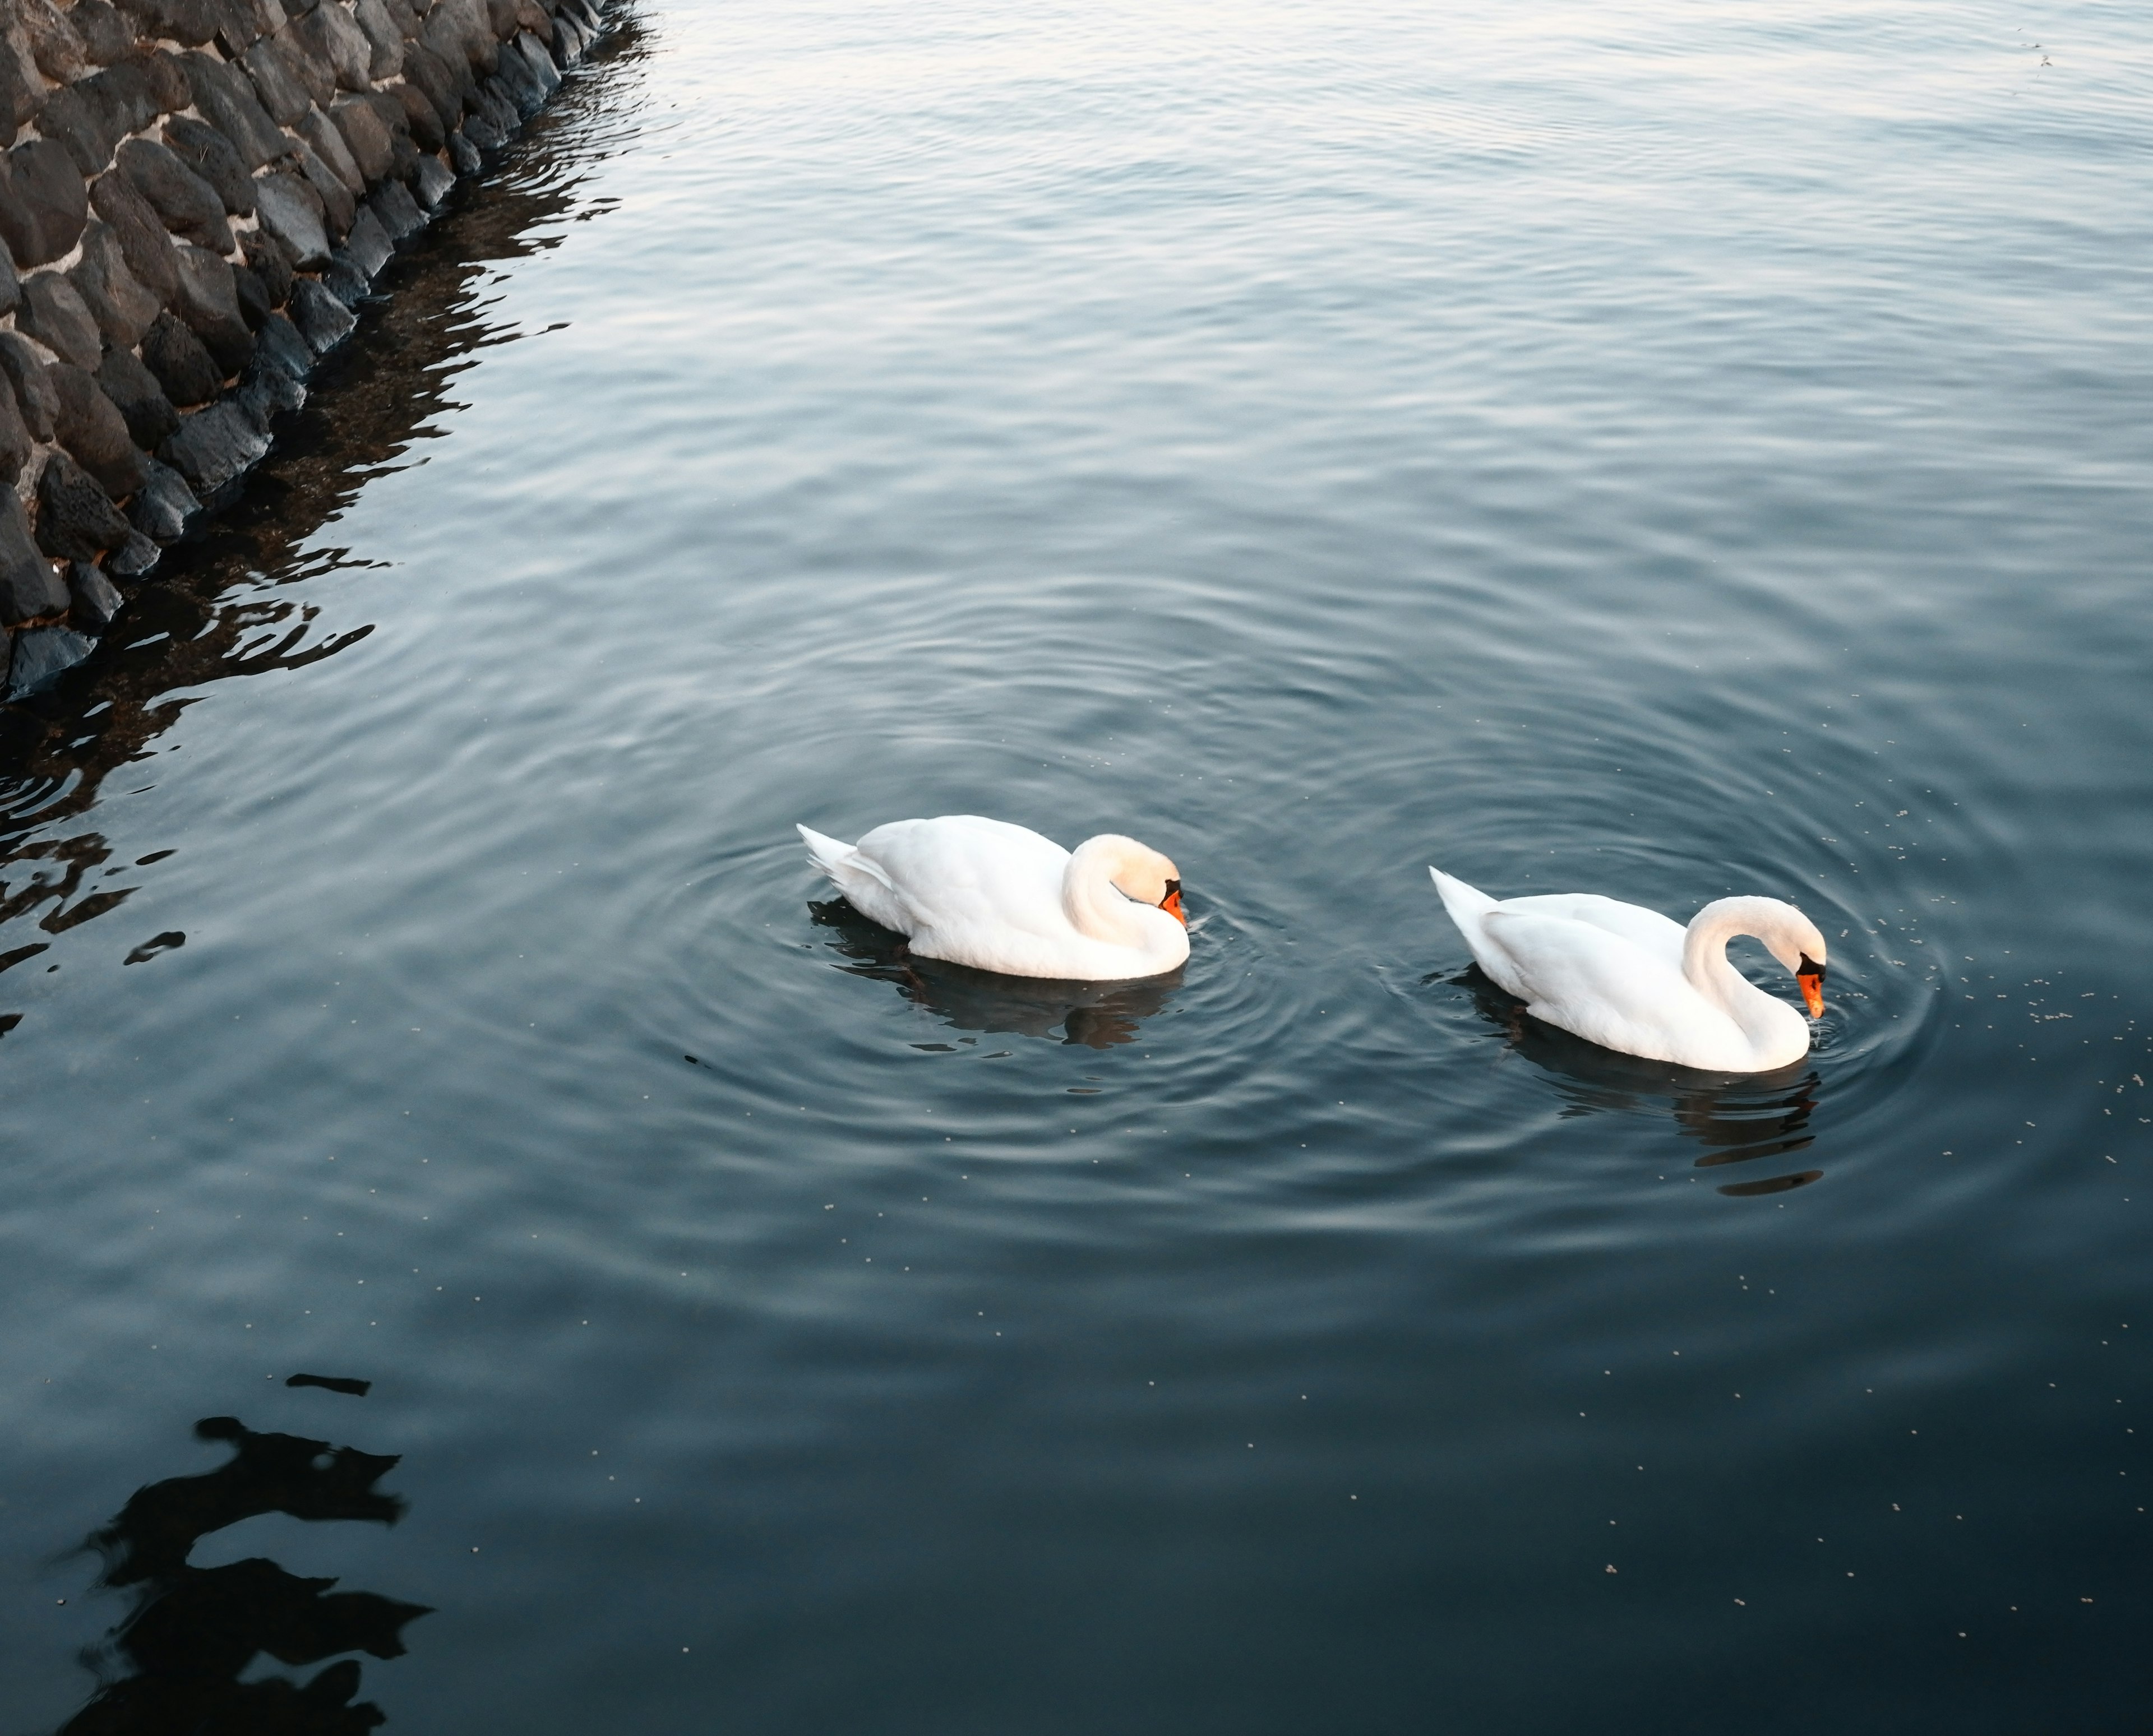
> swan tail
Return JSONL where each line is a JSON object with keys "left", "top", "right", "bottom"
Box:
{"left": 1429, "top": 867, "right": 1497, "bottom": 930}
{"left": 797, "top": 823, "right": 899, "bottom": 899}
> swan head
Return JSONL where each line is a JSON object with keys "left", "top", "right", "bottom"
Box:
{"left": 1756, "top": 902, "right": 1829, "bottom": 1017}
{"left": 1080, "top": 835, "right": 1187, "bottom": 927}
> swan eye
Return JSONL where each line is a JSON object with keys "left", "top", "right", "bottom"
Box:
{"left": 1797, "top": 952, "right": 1826, "bottom": 980}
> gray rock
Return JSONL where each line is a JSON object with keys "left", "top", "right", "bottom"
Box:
{"left": 477, "top": 80, "right": 520, "bottom": 137}
{"left": 399, "top": 40, "right": 466, "bottom": 136}
{"left": 163, "top": 117, "right": 256, "bottom": 216}
{"left": 96, "top": 346, "right": 180, "bottom": 450}
{"left": 0, "top": 335, "right": 58, "bottom": 441}
{"left": 243, "top": 229, "right": 296, "bottom": 305}
{"left": 353, "top": 0, "right": 404, "bottom": 77}
{"left": 180, "top": 50, "right": 290, "bottom": 169}
{"left": 36, "top": 450, "right": 134, "bottom": 561}
{"left": 23, "top": 0, "right": 90, "bottom": 84}
{"left": 107, "top": 529, "right": 161, "bottom": 576}
{"left": 341, "top": 203, "right": 394, "bottom": 278}
{"left": 371, "top": 177, "right": 426, "bottom": 239}
{"left": 117, "top": 138, "right": 232, "bottom": 254}
{"left": 89, "top": 170, "right": 183, "bottom": 302}
{"left": 138, "top": 47, "right": 194, "bottom": 113}
{"left": 253, "top": 309, "right": 312, "bottom": 381}
{"left": 137, "top": 47, "right": 195, "bottom": 113}
{"left": 17, "top": 274, "right": 105, "bottom": 370}
{"left": 489, "top": 49, "right": 539, "bottom": 118}
{"left": 0, "top": 140, "right": 90, "bottom": 270}
{"left": 212, "top": 0, "right": 266, "bottom": 55}
{"left": 48, "top": 363, "right": 149, "bottom": 497}
{"left": 322, "top": 254, "right": 369, "bottom": 306}
{"left": 287, "top": 275, "right": 355, "bottom": 351}
{"left": 395, "top": 76, "right": 445, "bottom": 151}
{"left": 73, "top": 2, "right": 138, "bottom": 66}
{"left": 41, "top": 60, "right": 161, "bottom": 177}
{"left": 141, "top": 311, "right": 223, "bottom": 407}
{"left": 413, "top": 151, "right": 455, "bottom": 209}
{"left": 426, "top": 0, "right": 496, "bottom": 77}
{"left": 0, "top": 247, "right": 16, "bottom": 319}
{"left": 514, "top": 31, "right": 560, "bottom": 99}
{"left": 35, "top": 87, "right": 116, "bottom": 179}
{"left": 287, "top": 0, "right": 374, "bottom": 90}
{"left": 447, "top": 127, "right": 482, "bottom": 175}
{"left": 241, "top": 36, "right": 314, "bottom": 126}
{"left": 270, "top": 16, "right": 338, "bottom": 109}
{"left": 293, "top": 140, "right": 357, "bottom": 241}
{"left": 252, "top": 172, "right": 330, "bottom": 270}
{"left": 160, "top": 400, "right": 269, "bottom": 495}
{"left": 0, "top": 492, "right": 71, "bottom": 626}
{"left": 0, "top": 382, "right": 30, "bottom": 484}
{"left": 549, "top": 10, "right": 582, "bottom": 66}
{"left": 114, "top": 0, "right": 219, "bottom": 50}
{"left": 67, "top": 561, "right": 126, "bottom": 631}
{"left": 297, "top": 104, "right": 366, "bottom": 193}
{"left": 234, "top": 346, "right": 304, "bottom": 429}
{"left": 72, "top": 223, "right": 164, "bottom": 352}
{"left": 0, "top": 46, "right": 32, "bottom": 143}
{"left": 129, "top": 457, "right": 199, "bottom": 542}
{"left": 461, "top": 104, "right": 505, "bottom": 152}
{"left": 231, "top": 260, "right": 272, "bottom": 328}
{"left": 170, "top": 245, "right": 255, "bottom": 374}
{"left": 8, "top": 625, "right": 98, "bottom": 696}
{"left": 331, "top": 93, "right": 398, "bottom": 183}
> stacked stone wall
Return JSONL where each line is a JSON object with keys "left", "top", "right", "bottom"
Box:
{"left": 0, "top": 0, "right": 609, "bottom": 697}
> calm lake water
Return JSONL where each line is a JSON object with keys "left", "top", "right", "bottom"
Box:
{"left": 4, "top": 1, "right": 2150, "bottom": 1730}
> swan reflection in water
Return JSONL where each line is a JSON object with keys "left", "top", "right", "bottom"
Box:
{"left": 62, "top": 1387, "right": 428, "bottom": 1735}
{"left": 1444, "top": 967, "right": 1825, "bottom": 1196}
{"left": 810, "top": 899, "right": 1182, "bottom": 1049}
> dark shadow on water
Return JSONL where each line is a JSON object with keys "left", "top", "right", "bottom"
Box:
{"left": 810, "top": 897, "right": 1182, "bottom": 1049}
{"left": 59, "top": 1406, "right": 428, "bottom": 1735}
{"left": 1442, "top": 965, "right": 1826, "bottom": 1196}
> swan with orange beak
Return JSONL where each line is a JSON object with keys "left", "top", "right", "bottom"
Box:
{"left": 1430, "top": 872, "right": 1831, "bottom": 1072}
{"left": 800, "top": 816, "right": 1189, "bottom": 981}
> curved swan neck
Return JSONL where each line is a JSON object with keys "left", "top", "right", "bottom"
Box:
{"left": 1680, "top": 897, "right": 1795, "bottom": 1017}
{"left": 1062, "top": 836, "right": 1155, "bottom": 946}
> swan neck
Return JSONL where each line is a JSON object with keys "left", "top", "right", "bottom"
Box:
{"left": 1062, "top": 841, "right": 1148, "bottom": 946}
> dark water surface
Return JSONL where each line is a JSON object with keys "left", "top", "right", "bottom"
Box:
{"left": 4, "top": 2, "right": 2150, "bottom": 1729}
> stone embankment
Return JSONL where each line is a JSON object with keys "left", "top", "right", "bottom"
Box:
{"left": 0, "top": 0, "right": 608, "bottom": 697}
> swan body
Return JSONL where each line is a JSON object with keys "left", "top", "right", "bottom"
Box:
{"left": 800, "top": 816, "right": 1188, "bottom": 981}
{"left": 1430, "top": 869, "right": 1829, "bottom": 1072}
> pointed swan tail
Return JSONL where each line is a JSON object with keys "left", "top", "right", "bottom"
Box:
{"left": 1428, "top": 867, "right": 1497, "bottom": 936}
{"left": 797, "top": 823, "right": 856, "bottom": 881}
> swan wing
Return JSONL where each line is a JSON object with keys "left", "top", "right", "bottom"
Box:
{"left": 852, "top": 817, "right": 1073, "bottom": 949}
{"left": 1480, "top": 908, "right": 1738, "bottom": 1067}
{"left": 1491, "top": 892, "right": 1687, "bottom": 970}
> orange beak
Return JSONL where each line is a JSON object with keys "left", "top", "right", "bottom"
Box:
{"left": 1798, "top": 973, "right": 1825, "bottom": 1019}
{"left": 1160, "top": 887, "right": 1186, "bottom": 926}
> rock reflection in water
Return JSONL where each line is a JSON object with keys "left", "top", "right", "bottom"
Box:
{"left": 61, "top": 1405, "right": 428, "bottom": 1736}
{"left": 810, "top": 898, "right": 1182, "bottom": 1049}
{"left": 1447, "top": 967, "right": 1825, "bottom": 1196}
{"left": 0, "top": 26, "right": 641, "bottom": 1026}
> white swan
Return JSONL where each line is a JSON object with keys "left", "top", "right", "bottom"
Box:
{"left": 799, "top": 816, "right": 1188, "bottom": 981}
{"left": 1430, "top": 869, "right": 1828, "bottom": 1072}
